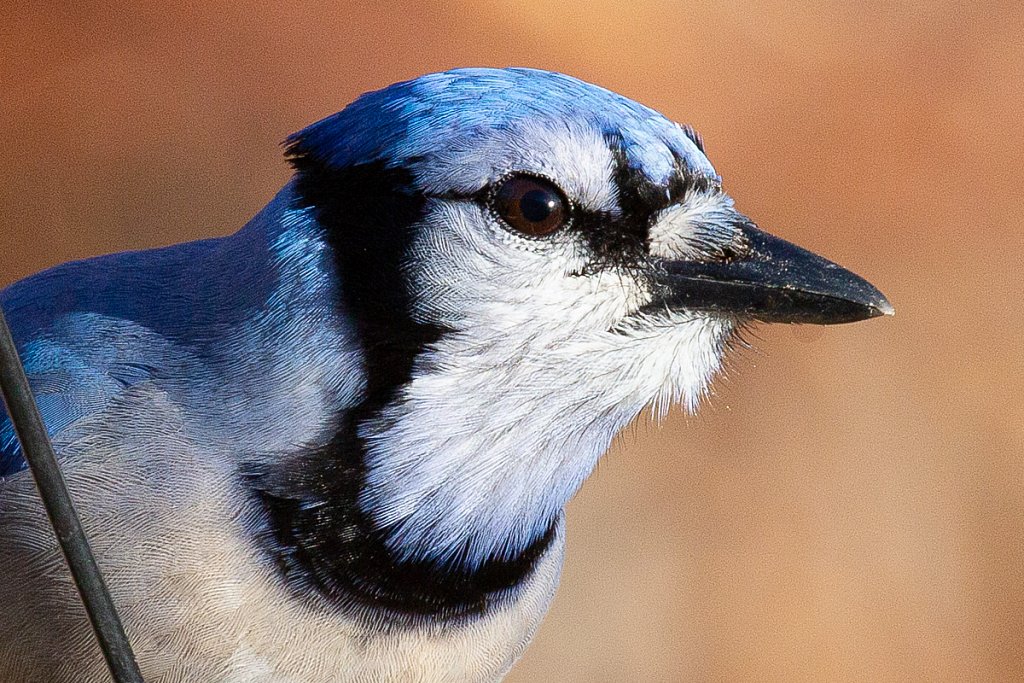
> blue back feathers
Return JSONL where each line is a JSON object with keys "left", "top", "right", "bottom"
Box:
{"left": 0, "top": 201, "right": 287, "bottom": 477}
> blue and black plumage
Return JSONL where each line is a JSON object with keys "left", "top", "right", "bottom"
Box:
{"left": 0, "top": 68, "right": 890, "bottom": 682}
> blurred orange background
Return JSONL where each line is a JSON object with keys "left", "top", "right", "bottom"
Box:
{"left": 3, "top": 1, "right": 1023, "bottom": 680}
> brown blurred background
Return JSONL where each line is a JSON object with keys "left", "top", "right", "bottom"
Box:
{"left": 3, "top": 1, "right": 1023, "bottom": 680}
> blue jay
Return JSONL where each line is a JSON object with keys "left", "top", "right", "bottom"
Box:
{"left": 0, "top": 68, "right": 891, "bottom": 681}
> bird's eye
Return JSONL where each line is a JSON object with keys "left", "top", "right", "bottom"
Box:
{"left": 490, "top": 175, "right": 569, "bottom": 237}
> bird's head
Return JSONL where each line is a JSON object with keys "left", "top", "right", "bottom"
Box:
{"left": 280, "top": 68, "right": 892, "bottom": 568}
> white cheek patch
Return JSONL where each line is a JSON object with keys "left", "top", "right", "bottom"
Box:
{"left": 649, "top": 191, "right": 742, "bottom": 261}
{"left": 406, "top": 202, "right": 652, "bottom": 338}
{"left": 361, "top": 199, "right": 736, "bottom": 569}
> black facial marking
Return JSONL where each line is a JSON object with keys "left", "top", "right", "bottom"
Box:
{"left": 567, "top": 146, "right": 652, "bottom": 272}
{"left": 244, "top": 146, "right": 556, "bottom": 623}
{"left": 568, "top": 134, "right": 720, "bottom": 273}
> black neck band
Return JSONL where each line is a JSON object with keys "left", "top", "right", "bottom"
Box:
{"left": 247, "top": 152, "right": 556, "bottom": 622}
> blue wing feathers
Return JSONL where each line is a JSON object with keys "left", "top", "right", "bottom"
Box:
{"left": 0, "top": 187, "right": 316, "bottom": 480}
{"left": 0, "top": 331, "right": 139, "bottom": 477}
{"left": 0, "top": 230, "right": 270, "bottom": 479}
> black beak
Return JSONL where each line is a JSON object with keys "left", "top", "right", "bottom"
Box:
{"left": 649, "top": 223, "right": 893, "bottom": 325}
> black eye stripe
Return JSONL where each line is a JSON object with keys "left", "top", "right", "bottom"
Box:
{"left": 439, "top": 139, "right": 720, "bottom": 270}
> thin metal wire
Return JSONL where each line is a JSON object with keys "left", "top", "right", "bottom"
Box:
{"left": 0, "top": 307, "right": 144, "bottom": 682}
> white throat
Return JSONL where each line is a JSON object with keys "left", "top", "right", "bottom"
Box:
{"left": 357, "top": 312, "right": 733, "bottom": 570}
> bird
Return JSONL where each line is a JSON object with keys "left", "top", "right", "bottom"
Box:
{"left": 0, "top": 67, "right": 892, "bottom": 682}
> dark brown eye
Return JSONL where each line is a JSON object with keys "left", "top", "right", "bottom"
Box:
{"left": 491, "top": 175, "right": 569, "bottom": 237}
